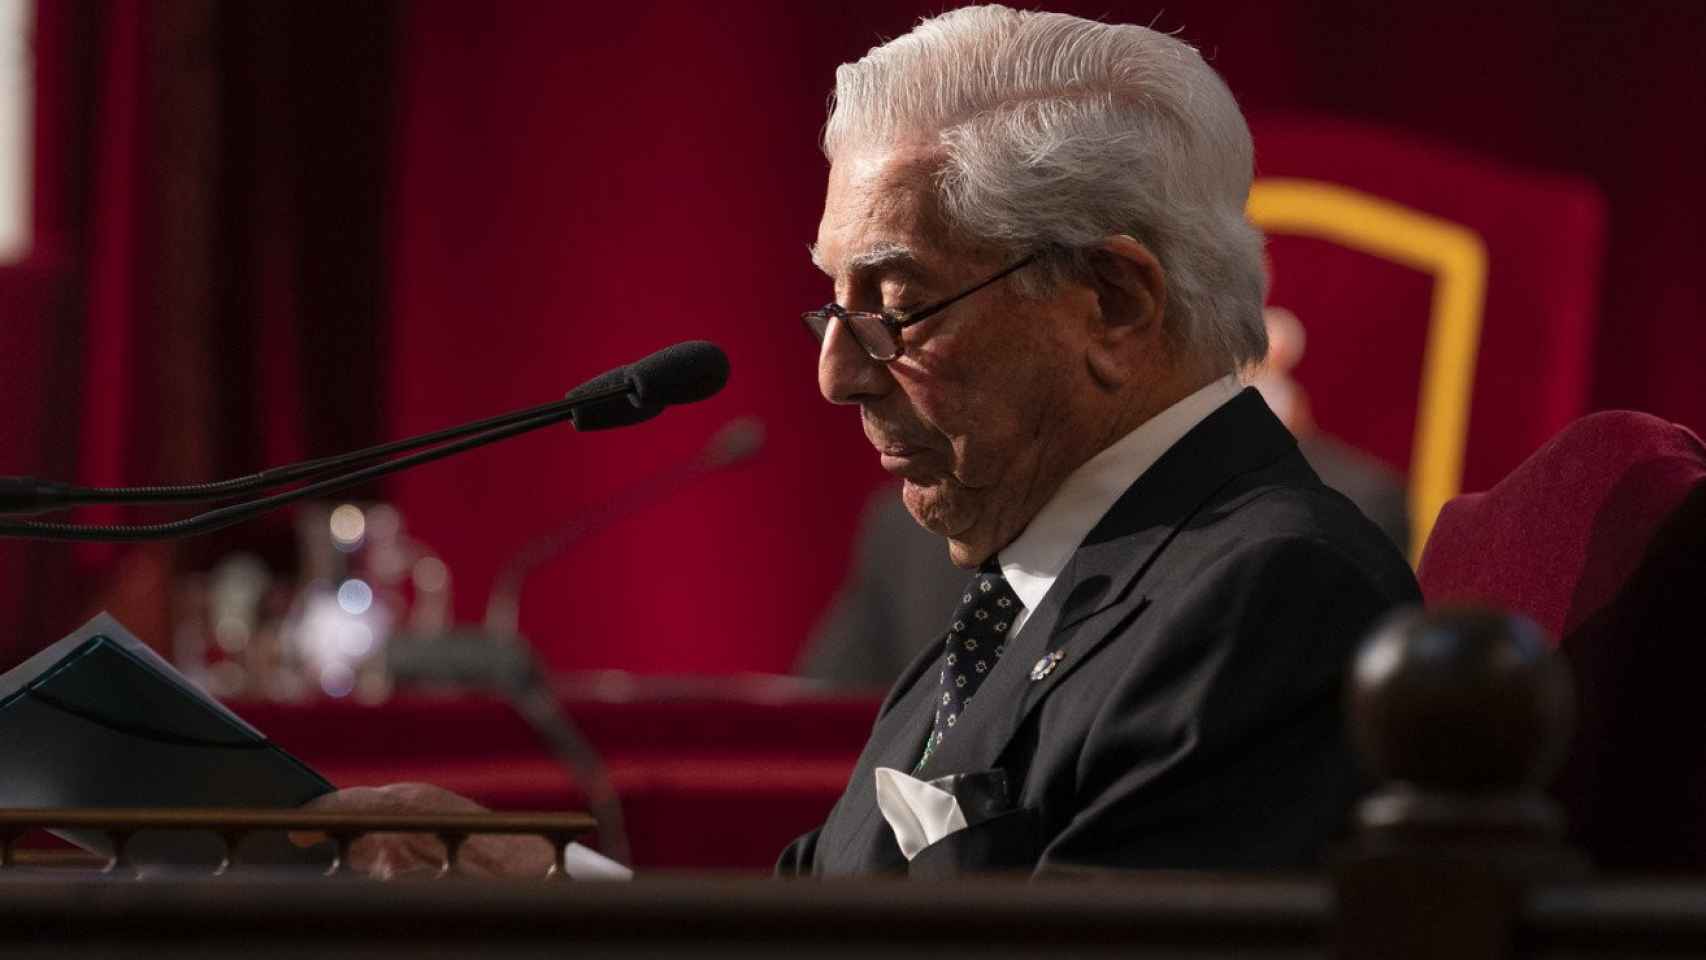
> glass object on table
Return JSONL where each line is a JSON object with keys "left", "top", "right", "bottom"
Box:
{"left": 276, "top": 502, "right": 450, "bottom": 703}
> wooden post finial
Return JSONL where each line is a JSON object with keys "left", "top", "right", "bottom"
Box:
{"left": 1349, "top": 606, "right": 1575, "bottom": 841}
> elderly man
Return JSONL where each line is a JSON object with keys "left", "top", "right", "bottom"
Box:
{"left": 774, "top": 5, "right": 1418, "bottom": 876}
{"left": 311, "top": 5, "right": 1418, "bottom": 878}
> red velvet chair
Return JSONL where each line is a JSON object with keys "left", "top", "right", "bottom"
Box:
{"left": 1418, "top": 411, "right": 1706, "bottom": 869}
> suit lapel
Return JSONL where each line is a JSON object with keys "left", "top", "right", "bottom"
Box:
{"left": 915, "top": 389, "right": 1298, "bottom": 782}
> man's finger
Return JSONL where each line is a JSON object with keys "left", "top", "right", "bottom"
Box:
{"left": 288, "top": 786, "right": 386, "bottom": 849}
{"left": 287, "top": 830, "right": 328, "bottom": 848}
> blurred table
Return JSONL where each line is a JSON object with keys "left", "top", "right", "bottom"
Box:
{"left": 232, "top": 675, "right": 881, "bottom": 871}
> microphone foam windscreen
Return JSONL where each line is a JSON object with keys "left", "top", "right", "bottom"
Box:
{"left": 572, "top": 397, "right": 663, "bottom": 431}
{"left": 563, "top": 364, "right": 662, "bottom": 431}
{"left": 564, "top": 365, "right": 631, "bottom": 403}
{"left": 627, "top": 341, "right": 730, "bottom": 407}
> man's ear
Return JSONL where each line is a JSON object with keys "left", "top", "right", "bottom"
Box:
{"left": 1084, "top": 234, "right": 1166, "bottom": 389}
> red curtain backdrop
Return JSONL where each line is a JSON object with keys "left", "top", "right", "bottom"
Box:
{"left": 0, "top": 1, "right": 397, "bottom": 667}
{"left": 5, "top": 0, "right": 1703, "bottom": 673}
{"left": 383, "top": 0, "right": 1706, "bottom": 675}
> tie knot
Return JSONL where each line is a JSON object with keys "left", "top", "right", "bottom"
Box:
{"left": 952, "top": 566, "right": 1020, "bottom": 626}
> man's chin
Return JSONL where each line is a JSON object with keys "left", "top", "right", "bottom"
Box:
{"left": 899, "top": 479, "right": 949, "bottom": 529}
{"left": 899, "top": 480, "right": 981, "bottom": 562}
{"left": 943, "top": 537, "right": 985, "bottom": 569}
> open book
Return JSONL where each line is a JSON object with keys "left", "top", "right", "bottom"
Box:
{"left": 0, "top": 613, "right": 333, "bottom": 866}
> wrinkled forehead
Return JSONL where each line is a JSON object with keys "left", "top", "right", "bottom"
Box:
{"left": 811, "top": 143, "right": 957, "bottom": 285}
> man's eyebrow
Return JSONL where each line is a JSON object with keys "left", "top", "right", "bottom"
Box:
{"left": 808, "top": 240, "right": 930, "bottom": 280}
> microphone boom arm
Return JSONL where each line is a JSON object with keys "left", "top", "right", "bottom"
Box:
{"left": 3, "top": 384, "right": 641, "bottom": 514}
{"left": 0, "top": 339, "right": 730, "bottom": 542}
{"left": 0, "top": 390, "right": 625, "bottom": 542}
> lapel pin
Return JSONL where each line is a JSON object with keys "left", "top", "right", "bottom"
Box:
{"left": 1029, "top": 650, "right": 1064, "bottom": 681}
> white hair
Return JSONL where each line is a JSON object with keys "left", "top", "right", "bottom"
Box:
{"left": 823, "top": 5, "right": 1267, "bottom": 373}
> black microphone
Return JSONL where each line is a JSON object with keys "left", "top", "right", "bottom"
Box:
{"left": 1, "top": 341, "right": 730, "bottom": 517}
{"left": 565, "top": 340, "right": 728, "bottom": 430}
{"left": 566, "top": 367, "right": 663, "bottom": 432}
{"left": 0, "top": 341, "right": 732, "bottom": 541}
{"left": 626, "top": 340, "right": 731, "bottom": 408}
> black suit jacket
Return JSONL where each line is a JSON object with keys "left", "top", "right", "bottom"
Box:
{"left": 778, "top": 389, "right": 1420, "bottom": 877}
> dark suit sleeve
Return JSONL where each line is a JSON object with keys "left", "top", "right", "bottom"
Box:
{"left": 1037, "top": 535, "right": 1412, "bottom": 871}
{"left": 774, "top": 827, "right": 822, "bottom": 876}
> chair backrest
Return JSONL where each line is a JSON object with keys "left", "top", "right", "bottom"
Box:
{"left": 1418, "top": 411, "right": 1706, "bottom": 869}
{"left": 1250, "top": 115, "right": 1607, "bottom": 559}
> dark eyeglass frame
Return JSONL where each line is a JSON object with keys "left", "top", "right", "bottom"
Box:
{"left": 802, "top": 253, "right": 1039, "bottom": 362}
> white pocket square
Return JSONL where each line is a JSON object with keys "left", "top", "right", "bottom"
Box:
{"left": 874, "top": 766, "right": 972, "bottom": 860}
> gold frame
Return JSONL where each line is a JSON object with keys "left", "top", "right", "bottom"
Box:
{"left": 1248, "top": 178, "right": 1489, "bottom": 564}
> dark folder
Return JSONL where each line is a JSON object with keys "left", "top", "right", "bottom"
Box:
{"left": 0, "top": 613, "right": 334, "bottom": 866}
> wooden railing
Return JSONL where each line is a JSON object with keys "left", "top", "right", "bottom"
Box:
{"left": 0, "top": 809, "right": 595, "bottom": 878}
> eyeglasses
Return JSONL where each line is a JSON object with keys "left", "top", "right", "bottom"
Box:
{"left": 801, "top": 254, "right": 1038, "bottom": 362}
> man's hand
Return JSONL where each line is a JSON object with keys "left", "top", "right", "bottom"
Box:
{"left": 290, "top": 783, "right": 558, "bottom": 880}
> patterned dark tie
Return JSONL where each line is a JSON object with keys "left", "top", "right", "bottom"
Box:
{"left": 915, "top": 562, "right": 1023, "bottom": 773}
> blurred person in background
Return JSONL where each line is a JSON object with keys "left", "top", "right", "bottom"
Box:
{"left": 1251, "top": 305, "right": 1409, "bottom": 553}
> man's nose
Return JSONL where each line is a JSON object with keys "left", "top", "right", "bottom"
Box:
{"left": 818, "top": 318, "right": 891, "bottom": 405}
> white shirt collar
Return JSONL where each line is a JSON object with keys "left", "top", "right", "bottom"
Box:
{"left": 999, "top": 375, "right": 1243, "bottom": 624}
